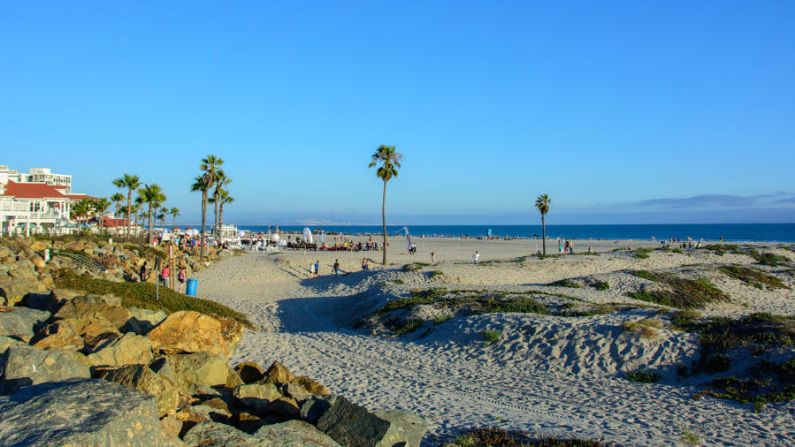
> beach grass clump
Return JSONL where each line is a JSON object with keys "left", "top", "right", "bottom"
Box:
{"left": 402, "top": 262, "right": 429, "bottom": 272}
{"left": 626, "top": 369, "right": 661, "bottom": 383}
{"left": 378, "top": 288, "right": 449, "bottom": 313}
{"left": 632, "top": 248, "right": 652, "bottom": 259}
{"left": 432, "top": 314, "right": 451, "bottom": 325}
{"left": 695, "top": 372, "right": 795, "bottom": 412}
{"left": 703, "top": 244, "right": 741, "bottom": 255}
{"left": 627, "top": 273, "right": 728, "bottom": 309}
{"left": 680, "top": 429, "right": 702, "bottom": 446}
{"left": 378, "top": 289, "right": 549, "bottom": 317}
{"left": 592, "top": 280, "right": 610, "bottom": 291}
{"left": 718, "top": 265, "right": 789, "bottom": 290}
{"left": 427, "top": 270, "right": 445, "bottom": 280}
{"left": 747, "top": 250, "right": 791, "bottom": 267}
{"left": 53, "top": 271, "right": 252, "bottom": 327}
{"left": 623, "top": 318, "right": 663, "bottom": 338}
{"left": 393, "top": 318, "right": 425, "bottom": 336}
{"left": 481, "top": 329, "right": 501, "bottom": 344}
{"left": 450, "top": 428, "right": 603, "bottom": 447}
{"left": 548, "top": 279, "right": 582, "bottom": 288}
{"left": 473, "top": 295, "right": 548, "bottom": 315}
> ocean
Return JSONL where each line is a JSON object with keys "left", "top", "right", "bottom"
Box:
{"left": 236, "top": 224, "right": 795, "bottom": 242}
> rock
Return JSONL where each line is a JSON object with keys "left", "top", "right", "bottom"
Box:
{"left": 235, "top": 361, "right": 265, "bottom": 384}
{"left": 0, "top": 335, "right": 25, "bottom": 353}
{"left": 122, "top": 307, "right": 167, "bottom": 334}
{"left": 294, "top": 375, "right": 331, "bottom": 396}
{"left": 0, "top": 346, "right": 90, "bottom": 394}
{"left": 86, "top": 333, "right": 154, "bottom": 367}
{"left": 0, "top": 306, "right": 50, "bottom": 342}
{"left": 0, "top": 277, "right": 48, "bottom": 306}
{"left": 183, "top": 421, "right": 265, "bottom": 447}
{"left": 31, "top": 255, "right": 46, "bottom": 269}
{"left": 160, "top": 414, "right": 185, "bottom": 440}
{"left": 234, "top": 411, "right": 277, "bottom": 434}
{"left": 264, "top": 360, "right": 295, "bottom": 385}
{"left": 191, "top": 402, "right": 233, "bottom": 423}
{"left": 300, "top": 395, "right": 337, "bottom": 425}
{"left": 282, "top": 382, "right": 312, "bottom": 402}
{"left": 148, "top": 311, "right": 243, "bottom": 358}
{"left": 95, "top": 364, "right": 180, "bottom": 416}
{"left": 21, "top": 291, "right": 62, "bottom": 313}
{"left": 0, "top": 379, "right": 182, "bottom": 446}
{"left": 30, "top": 319, "right": 86, "bottom": 350}
{"left": 166, "top": 352, "right": 233, "bottom": 392}
{"left": 264, "top": 397, "right": 300, "bottom": 420}
{"left": 233, "top": 382, "right": 282, "bottom": 413}
{"left": 29, "top": 240, "right": 47, "bottom": 251}
{"left": 316, "top": 396, "right": 428, "bottom": 447}
{"left": 255, "top": 420, "right": 341, "bottom": 447}
{"left": 56, "top": 295, "right": 130, "bottom": 328}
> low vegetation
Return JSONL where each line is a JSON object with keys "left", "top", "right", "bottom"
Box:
{"left": 628, "top": 271, "right": 728, "bottom": 309}
{"left": 393, "top": 318, "right": 425, "bottom": 336}
{"left": 623, "top": 318, "right": 663, "bottom": 338}
{"left": 379, "top": 289, "right": 550, "bottom": 317}
{"left": 549, "top": 279, "right": 581, "bottom": 288}
{"left": 591, "top": 280, "right": 610, "bottom": 291}
{"left": 450, "top": 428, "right": 603, "bottom": 447}
{"left": 626, "top": 368, "right": 660, "bottom": 383}
{"left": 481, "top": 329, "right": 501, "bottom": 344}
{"left": 718, "top": 265, "right": 789, "bottom": 290}
{"left": 427, "top": 270, "right": 445, "bottom": 280}
{"left": 632, "top": 248, "right": 652, "bottom": 259}
{"left": 747, "top": 250, "right": 791, "bottom": 267}
{"left": 402, "top": 262, "right": 429, "bottom": 272}
{"left": 703, "top": 244, "right": 741, "bottom": 255}
{"left": 54, "top": 271, "right": 252, "bottom": 327}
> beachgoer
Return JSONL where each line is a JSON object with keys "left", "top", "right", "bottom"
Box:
{"left": 309, "top": 262, "right": 316, "bottom": 278}
{"left": 315, "top": 260, "right": 320, "bottom": 276}
{"left": 431, "top": 252, "right": 436, "bottom": 264}
{"left": 177, "top": 266, "right": 187, "bottom": 292}
{"left": 160, "top": 265, "right": 170, "bottom": 287}
{"left": 333, "top": 259, "right": 340, "bottom": 275}
{"left": 139, "top": 262, "right": 147, "bottom": 282}
{"left": 361, "top": 258, "right": 369, "bottom": 271}
{"left": 473, "top": 251, "right": 480, "bottom": 265}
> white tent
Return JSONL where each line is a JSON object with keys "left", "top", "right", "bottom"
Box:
{"left": 302, "top": 227, "right": 314, "bottom": 244}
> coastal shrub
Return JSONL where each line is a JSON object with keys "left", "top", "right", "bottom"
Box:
{"left": 747, "top": 250, "right": 791, "bottom": 267}
{"left": 623, "top": 319, "right": 663, "bottom": 338}
{"left": 627, "top": 274, "right": 728, "bottom": 309}
{"left": 680, "top": 429, "right": 702, "bottom": 446}
{"left": 433, "top": 314, "right": 451, "bottom": 324}
{"left": 378, "top": 288, "right": 449, "bottom": 313}
{"left": 703, "top": 353, "right": 732, "bottom": 373}
{"left": 632, "top": 248, "right": 652, "bottom": 259}
{"left": 630, "top": 270, "right": 660, "bottom": 282}
{"left": 718, "top": 265, "right": 789, "bottom": 289}
{"left": 694, "top": 375, "right": 795, "bottom": 412}
{"left": 427, "top": 270, "right": 444, "bottom": 280}
{"left": 481, "top": 329, "right": 501, "bottom": 344}
{"left": 592, "top": 280, "right": 610, "bottom": 291}
{"left": 626, "top": 369, "right": 660, "bottom": 383}
{"left": 402, "top": 262, "right": 429, "bottom": 272}
{"left": 53, "top": 272, "right": 252, "bottom": 327}
{"left": 474, "top": 296, "right": 548, "bottom": 315}
{"left": 549, "top": 279, "right": 582, "bottom": 288}
{"left": 393, "top": 318, "right": 425, "bottom": 336}
{"left": 703, "top": 244, "right": 741, "bottom": 255}
{"left": 392, "top": 279, "right": 405, "bottom": 285}
{"left": 451, "top": 428, "right": 603, "bottom": 447}
{"left": 377, "top": 289, "right": 549, "bottom": 317}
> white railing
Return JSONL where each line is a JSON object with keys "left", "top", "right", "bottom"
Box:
{"left": 29, "top": 211, "right": 63, "bottom": 220}
{"left": 0, "top": 201, "right": 30, "bottom": 212}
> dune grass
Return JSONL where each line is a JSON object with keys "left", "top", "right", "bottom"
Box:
{"left": 549, "top": 279, "right": 582, "bottom": 288}
{"left": 623, "top": 318, "right": 663, "bottom": 338}
{"left": 626, "top": 369, "right": 661, "bottom": 383}
{"left": 54, "top": 272, "right": 252, "bottom": 327}
{"left": 481, "top": 329, "right": 501, "bottom": 344}
{"left": 718, "top": 265, "right": 789, "bottom": 290}
{"left": 451, "top": 428, "right": 603, "bottom": 447}
{"left": 592, "top": 280, "right": 610, "bottom": 291}
{"left": 747, "top": 250, "right": 791, "bottom": 267}
{"left": 402, "top": 262, "right": 429, "bottom": 272}
{"left": 628, "top": 271, "right": 728, "bottom": 309}
{"left": 379, "top": 289, "right": 549, "bottom": 316}
{"left": 632, "top": 248, "right": 652, "bottom": 259}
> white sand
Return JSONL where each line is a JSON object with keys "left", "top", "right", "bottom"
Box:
{"left": 196, "top": 238, "right": 795, "bottom": 445}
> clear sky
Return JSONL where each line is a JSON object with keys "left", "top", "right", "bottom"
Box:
{"left": 1, "top": 1, "right": 793, "bottom": 225}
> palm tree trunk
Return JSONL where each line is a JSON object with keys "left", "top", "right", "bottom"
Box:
{"left": 219, "top": 203, "right": 224, "bottom": 230}
{"left": 541, "top": 215, "right": 546, "bottom": 255}
{"left": 213, "top": 191, "right": 220, "bottom": 236}
{"left": 147, "top": 204, "right": 154, "bottom": 243}
{"left": 126, "top": 190, "right": 132, "bottom": 238}
{"left": 381, "top": 180, "right": 387, "bottom": 265}
{"left": 200, "top": 191, "right": 207, "bottom": 260}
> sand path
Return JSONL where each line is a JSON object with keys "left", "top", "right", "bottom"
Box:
{"left": 197, "top": 252, "right": 795, "bottom": 446}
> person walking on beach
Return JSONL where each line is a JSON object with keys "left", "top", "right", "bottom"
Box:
{"left": 308, "top": 262, "right": 316, "bottom": 278}
{"left": 333, "top": 259, "right": 340, "bottom": 275}
{"left": 160, "top": 265, "right": 170, "bottom": 287}
{"left": 361, "top": 258, "right": 369, "bottom": 271}
{"left": 473, "top": 251, "right": 480, "bottom": 265}
{"left": 177, "top": 266, "right": 187, "bottom": 292}
{"left": 431, "top": 252, "right": 436, "bottom": 264}
{"left": 139, "top": 262, "right": 147, "bottom": 282}
{"left": 314, "top": 260, "right": 320, "bottom": 276}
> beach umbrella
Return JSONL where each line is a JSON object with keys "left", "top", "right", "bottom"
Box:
{"left": 303, "top": 227, "right": 314, "bottom": 244}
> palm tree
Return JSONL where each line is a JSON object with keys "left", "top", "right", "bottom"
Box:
{"left": 138, "top": 184, "right": 167, "bottom": 243}
{"left": 93, "top": 198, "right": 111, "bottom": 228}
{"left": 110, "top": 193, "right": 125, "bottom": 217}
{"left": 157, "top": 207, "right": 168, "bottom": 227}
{"left": 210, "top": 189, "right": 234, "bottom": 233}
{"left": 212, "top": 170, "right": 230, "bottom": 236}
{"left": 193, "top": 155, "right": 224, "bottom": 260}
{"left": 169, "top": 207, "right": 180, "bottom": 232}
{"left": 535, "top": 194, "right": 551, "bottom": 255}
{"left": 112, "top": 174, "right": 141, "bottom": 237}
{"left": 368, "top": 145, "right": 402, "bottom": 265}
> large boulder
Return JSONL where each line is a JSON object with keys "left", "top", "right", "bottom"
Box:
{"left": 122, "top": 307, "right": 167, "bottom": 334}
{"left": 148, "top": 311, "right": 243, "bottom": 358}
{"left": 0, "top": 346, "right": 90, "bottom": 394}
{"left": 255, "top": 420, "right": 341, "bottom": 447}
{"left": 95, "top": 364, "right": 180, "bottom": 417}
{"left": 183, "top": 422, "right": 264, "bottom": 447}
{"left": 233, "top": 382, "right": 282, "bottom": 413}
{"left": 30, "top": 319, "right": 87, "bottom": 350}
{"left": 235, "top": 361, "right": 265, "bottom": 384}
{"left": 264, "top": 361, "right": 295, "bottom": 385}
{"left": 0, "top": 335, "right": 25, "bottom": 353}
{"left": 294, "top": 375, "right": 331, "bottom": 396}
{"left": 0, "top": 306, "right": 50, "bottom": 342}
{"left": 21, "top": 291, "right": 63, "bottom": 313}
{"left": 86, "top": 333, "right": 154, "bottom": 367}
{"left": 0, "top": 379, "right": 183, "bottom": 446}
{"left": 56, "top": 295, "right": 130, "bottom": 328}
{"left": 165, "top": 352, "right": 237, "bottom": 392}
{"left": 300, "top": 395, "right": 337, "bottom": 425}
{"left": 316, "top": 396, "right": 428, "bottom": 447}
{"left": 0, "top": 277, "right": 48, "bottom": 307}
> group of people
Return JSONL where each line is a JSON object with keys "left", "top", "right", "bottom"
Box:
{"left": 558, "top": 238, "right": 576, "bottom": 254}
{"left": 307, "top": 257, "right": 371, "bottom": 278}
{"left": 138, "top": 261, "right": 188, "bottom": 292}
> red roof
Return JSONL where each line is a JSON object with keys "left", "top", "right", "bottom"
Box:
{"left": 101, "top": 217, "right": 132, "bottom": 228}
{"left": 0, "top": 180, "right": 92, "bottom": 201}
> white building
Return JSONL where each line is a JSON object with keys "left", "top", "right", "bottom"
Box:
{"left": 0, "top": 165, "right": 89, "bottom": 236}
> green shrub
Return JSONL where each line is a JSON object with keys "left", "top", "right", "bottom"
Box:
{"left": 623, "top": 319, "right": 663, "bottom": 338}
{"left": 631, "top": 270, "right": 660, "bottom": 282}
{"left": 481, "top": 329, "right": 501, "bottom": 344}
{"left": 633, "top": 248, "right": 652, "bottom": 259}
{"left": 628, "top": 274, "right": 728, "bottom": 309}
{"left": 718, "top": 265, "right": 789, "bottom": 289}
{"left": 450, "top": 428, "right": 603, "bottom": 447}
{"left": 393, "top": 318, "right": 425, "bottom": 336}
{"left": 748, "top": 250, "right": 791, "bottom": 267}
{"left": 549, "top": 279, "right": 582, "bottom": 288}
{"left": 592, "top": 280, "right": 610, "bottom": 291}
{"left": 626, "top": 369, "right": 660, "bottom": 383}
{"left": 54, "top": 272, "right": 252, "bottom": 327}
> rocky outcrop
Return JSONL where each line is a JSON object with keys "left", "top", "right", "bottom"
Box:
{"left": 86, "top": 332, "right": 154, "bottom": 367}
{"left": 148, "top": 311, "right": 243, "bottom": 357}
{"left": 0, "top": 346, "right": 90, "bottom": 394}
{"left": 235, "top": 361, "right": 266, "bottom": 383}
{"left": 0, "top": 306, "right": 49, "bottom": 341}
{"left": 316, "top": 396, "right": 428, "bottom": 447}
{"left": 0, "top": 379, "right": 182, "bottom": 446}
{"left": 165, "top": 352, "right": 237, "bottom": 392}
{"left": 255, "top": 420, "right": 341, "bottom": 447}
{"left": 123, "top": 307, "right": 167, "bottom": 334}
{"left": 183, "top": 422, "right": 264, "bottom": 447}
{"left": 95, "top": 364, "right": 180, "bottom": 416}
{"left": 56, "top": 295, "right": 130, "bottom": 328}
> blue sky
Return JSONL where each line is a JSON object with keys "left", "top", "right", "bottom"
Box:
{"left": 1, "top": 1, "right": 793, "bottom": 224}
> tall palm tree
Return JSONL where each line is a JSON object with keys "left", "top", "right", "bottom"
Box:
{"left": 212, "top": 170, "right": 230, "bottom": 236}
{"left": 110, "top": 193, "right": 125, "bottom": 217}
{"left": 93, "top": 198, "right": 111, "bottom": 228}
{"left": 157, "top": 207, "right": 168, "bottom": 227}
{"left": 369, "top": 145, "right": 402, "bottom": 265}
{"left": 535, "top": 194, "right": 551, "bottom": 255}
{"left": 169, "top": 207, "right": 180, "bottom": 232}
{"left": 210, "top": 189, "right": 234, "bottom": 233}
{"left": 138, "top": 184, "right": 167, "bottom": 243}
{"left": 193, "top": 155, "right": 224, "bottom": 260}
{"left": 112, "top": 174, "right": 141, "bottom": 237}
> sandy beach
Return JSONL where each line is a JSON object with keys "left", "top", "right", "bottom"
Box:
{"left": 196, "top": 237, "right": 795, "bottom": 445}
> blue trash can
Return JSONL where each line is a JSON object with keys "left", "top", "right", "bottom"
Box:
{"left": 186, "top": 278, "right": 198, "bottom": 297}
